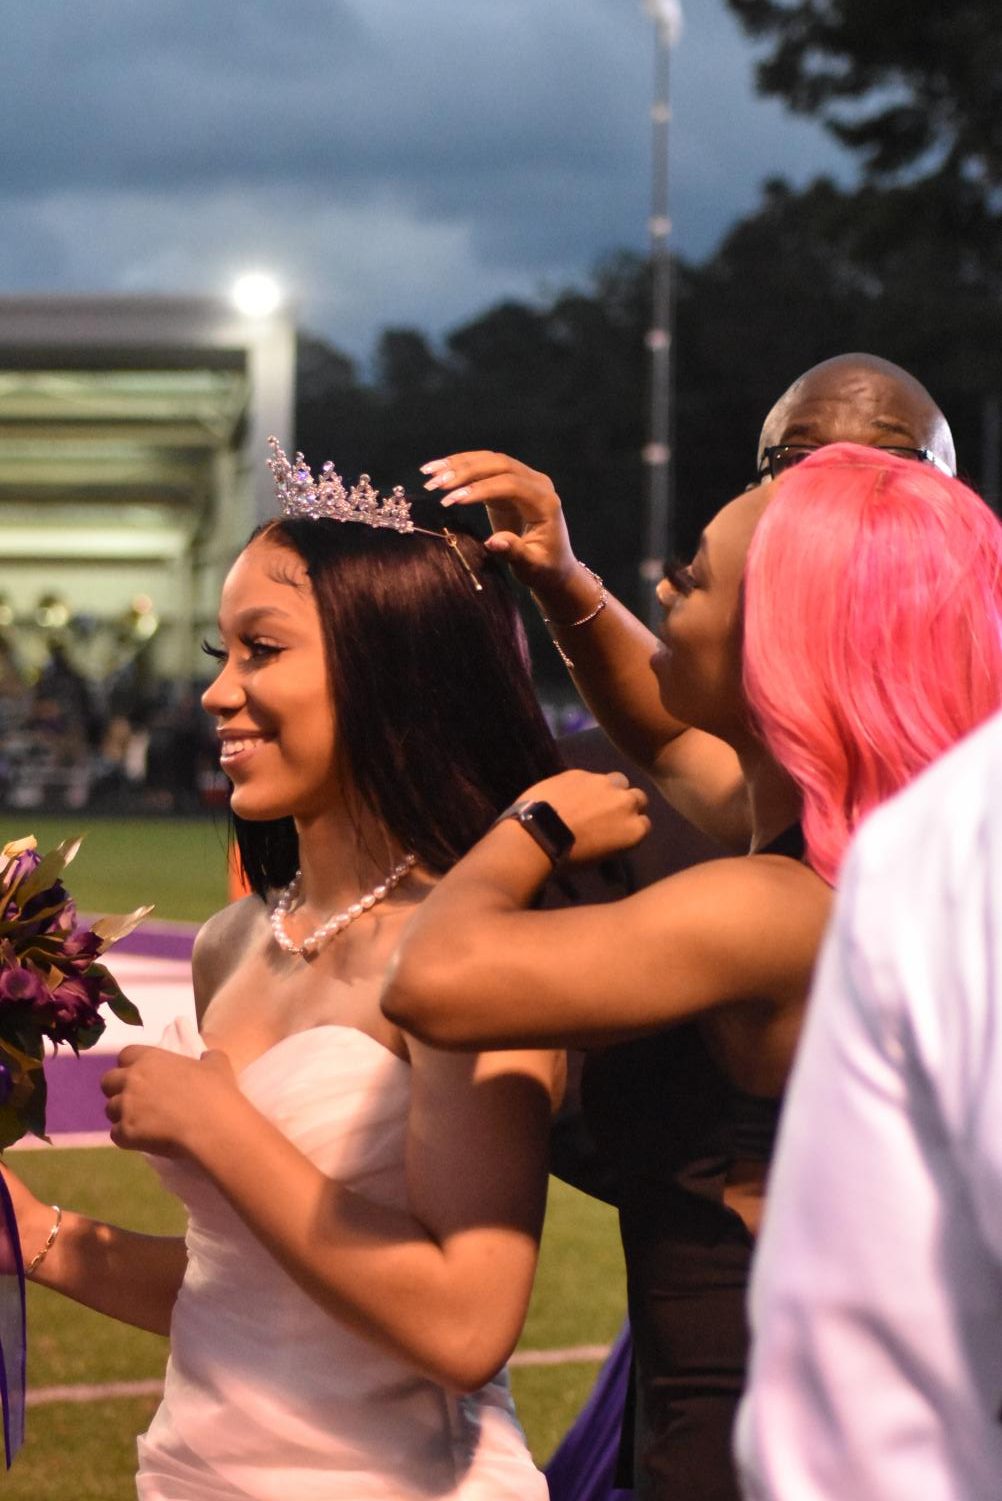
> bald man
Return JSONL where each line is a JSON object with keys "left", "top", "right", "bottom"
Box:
{"left": 755, "top": 352, "right": 955, "bottom": 485}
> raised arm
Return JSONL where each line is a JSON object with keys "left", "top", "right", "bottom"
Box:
{"left": 382, "top": 769, "right": 829, "bottom": 1057}
{"left": 421, "top": 450, "right": 747, "bottom": 845}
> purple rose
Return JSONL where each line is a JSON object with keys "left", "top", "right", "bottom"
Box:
{"left": 53, "top": 897, "right": 80, "bottom": 935}
{"left": 0, "top": 847, "right": 39, "bottom": 894}
{"left": 0, "top": 966, "right": 49, "bottom": 1008}
{"left": 19, "top": 878, "right": 70, "bottom": 935}
{"left": 62, "top": 926, "right": 102, "bottom": 961}
{"left": 48, "top": 973, "right": 102, "bottom": 1041}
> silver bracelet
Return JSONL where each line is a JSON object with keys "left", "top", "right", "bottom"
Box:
{"left": 25, "top": 1205, "right": 62, "bottom": 1278}
{"left": 541, "top": 564, "right": 607, "bottom": 670}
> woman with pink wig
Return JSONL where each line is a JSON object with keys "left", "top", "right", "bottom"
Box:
{"left": 382, "top": 441, "right": 1002, "bottom": 1501}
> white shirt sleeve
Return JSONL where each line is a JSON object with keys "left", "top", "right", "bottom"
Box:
{"left": 736, "top": 720, "right": 1002, "bottom": 1501}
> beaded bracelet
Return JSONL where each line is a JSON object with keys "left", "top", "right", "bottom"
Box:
{"left": 25, "top": 1205, "right": 62, "bottom": 1278}
{"left": 540, "top": 564, "right": 607, "bottom": 671}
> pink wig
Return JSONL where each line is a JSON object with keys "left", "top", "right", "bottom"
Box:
{"left": 743, "top": 442, "right": 1002, "bottom": 884}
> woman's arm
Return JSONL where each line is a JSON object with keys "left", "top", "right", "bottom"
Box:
{"left": 382, "top": 771, "right": 830, "bottom": 1051}
{"left": 2, "top": 1167, "right": 186, "bottom": 1336}
{"left": 101, "top": 1040, "right": 557, "bottom": 1393}
{"left": 422, "top": 450, "right": 748, "bottom": 846}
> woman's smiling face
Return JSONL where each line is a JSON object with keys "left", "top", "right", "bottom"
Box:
{"left": 201, "top": 535, "right": 340, "bottom": 823}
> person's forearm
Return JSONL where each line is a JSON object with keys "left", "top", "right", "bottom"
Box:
{"left": 532, "top": 574, "right": 689, "bottom": 773}
{"left": 31, "top": 1213, "right": 186, "bottom": 1336}
{"left": 184, "top": 1091, "right": 535, "bottom": 1392}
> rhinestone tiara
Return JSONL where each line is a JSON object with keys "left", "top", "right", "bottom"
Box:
{"left": 266, "top": 436, "right": 415, "bottom": 533}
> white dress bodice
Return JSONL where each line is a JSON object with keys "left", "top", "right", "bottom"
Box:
{"left": 137, "top": 1017, "right": 547, "bottom": 1500}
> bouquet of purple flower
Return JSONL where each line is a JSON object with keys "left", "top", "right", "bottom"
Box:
{"left": 0, "top": 834, "right": 150, "bottom": 1150}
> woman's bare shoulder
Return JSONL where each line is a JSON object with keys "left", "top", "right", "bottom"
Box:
{"left": 191, "top": 895, "right": 266, "bottom": 1018}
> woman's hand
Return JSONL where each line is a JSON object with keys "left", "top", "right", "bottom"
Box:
{"left": 512, "top": 768, "right": 651, "bottom": 865}
{"left": 101, "top": 1045, "right": 240, "bottom": 1158}
{"left": 420, "top": 451, "right": 579, "bottom": 598}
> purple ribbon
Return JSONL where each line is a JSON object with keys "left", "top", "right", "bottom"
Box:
{"left": 545, "top": 1321, "right": 634, "bottom": 1501}
{"left": 0, "top": 1173, "right": 26, "bottom": 1466}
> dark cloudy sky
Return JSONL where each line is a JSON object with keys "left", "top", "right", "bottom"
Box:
{"left": 2, "top": 0, "right": 852, "bottom": 359}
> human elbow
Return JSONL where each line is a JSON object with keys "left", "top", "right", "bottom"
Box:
{"left": 380, "top": 939, "right": 476, "bottom": 1048}
{"left": 429, "top": 1317, "right": 520, "bottom": 1396}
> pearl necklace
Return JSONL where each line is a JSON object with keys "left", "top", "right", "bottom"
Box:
{"left": 270, "top": 853, "right": 417, "bottom": 959}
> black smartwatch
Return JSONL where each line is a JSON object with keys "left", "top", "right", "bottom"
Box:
{"left": 495, "top": 799, "right": 575, "bottom": 867}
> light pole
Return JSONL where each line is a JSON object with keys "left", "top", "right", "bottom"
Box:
{"left": 641, "top": 0, "right": 682, "bottom": 627}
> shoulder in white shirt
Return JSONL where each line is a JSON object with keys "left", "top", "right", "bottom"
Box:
{"left": 736, "top": 709, "right": 1002, "bottom": 1501}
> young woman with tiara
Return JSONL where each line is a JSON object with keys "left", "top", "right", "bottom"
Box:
{"left": 382, "top": 440, "right": 1002, "bottom": 1500}
{"left": 2, "top": 438, "right": 566, "bottom": 1500}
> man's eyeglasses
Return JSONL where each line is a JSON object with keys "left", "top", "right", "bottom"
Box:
{"left": 756, "top": 444, "right": 955, "bottom": 484}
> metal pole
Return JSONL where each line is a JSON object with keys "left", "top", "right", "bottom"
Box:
{"left": 641, "top": 4, "right": 680, "bottom": 627}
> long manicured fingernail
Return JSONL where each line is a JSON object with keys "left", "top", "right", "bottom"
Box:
{"left": 420, "top": 459, "right": 449, "bottom": 474}
{"left": 439, "top": 487, "right": 470, "bottom": 508}
{"left": 423, "top": 468, "right": 456, "bottom": 491}
{"left": 484, "top": 536, "right": 509, "bottom": 553}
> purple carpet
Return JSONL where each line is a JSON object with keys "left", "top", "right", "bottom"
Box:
{"left": 42, "top": 922, "right": 196, "bottom": 1140}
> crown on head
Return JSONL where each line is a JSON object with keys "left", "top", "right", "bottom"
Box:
{"left": 266, "top": 436, "right": 415, "bottom": 533}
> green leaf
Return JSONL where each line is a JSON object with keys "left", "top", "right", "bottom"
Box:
{"left": 85, "top": 965, "right": 143, "bottom": 1027}
{"left": 14, "top": 838, "right": 80, "bottom": 908}
{"left": 6, "top": 1026, "right": 45, "bottom": 1063}
{"left": 18, "top": 1070, "right": 48, "bottom": 1143}
{"left": 0, "top": 1037, "right": 45, "bottom": 1078}
{"left": 91, "top": 905, "right": 155, "bottom": 949}
{"left": 12, "top": 897, "right": 76, "bottom": 930}
{"left": 74, "top": 1021, "right": 106, "bottom": 1054}
{"left": 103, "top": 985, "right": 143, "bottom": 1028}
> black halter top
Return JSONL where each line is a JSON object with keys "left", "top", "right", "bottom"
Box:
{"left": 580, "top": 822, "right": 806, "bottom": 1501}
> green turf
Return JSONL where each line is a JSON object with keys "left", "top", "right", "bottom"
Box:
{"left": 5, "top": 1151, "right": 626, "bottom": 1492}
{"left": 2, "top": 815, "right": 230, "bottom": 924}
{"left": 3, "top": 1397, "right": 163, "bottom": 1501}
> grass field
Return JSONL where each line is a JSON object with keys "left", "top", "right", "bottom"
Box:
{"left": 0, "top": 814, "right": 629, "bottom": 1492}
{"left": 9, "top": 814, "right": 231, "bottom": 923}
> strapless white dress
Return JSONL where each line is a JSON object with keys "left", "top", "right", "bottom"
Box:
{"left": 137, "top": 1017, "right": 548, "bottom": 1500}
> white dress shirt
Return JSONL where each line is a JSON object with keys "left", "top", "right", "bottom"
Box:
{"left": 736, "top": 710, "right": 1002, "bottom": 1501}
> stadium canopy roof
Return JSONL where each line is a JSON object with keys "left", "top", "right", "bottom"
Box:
{"left": 0, "top": 296, "right": 294, "bottom": 671}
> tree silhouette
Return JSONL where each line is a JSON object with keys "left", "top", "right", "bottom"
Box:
{"left": 727, "top": 0, "right": 1002, "bottom": 190}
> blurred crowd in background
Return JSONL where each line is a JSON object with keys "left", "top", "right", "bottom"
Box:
{"left": 0, "top": 623, "right": 223, "bottom": 815}
{"left": 0, "top": 629, "right": 593, "bottom": 816}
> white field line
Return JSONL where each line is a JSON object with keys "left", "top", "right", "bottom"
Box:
{"left": 512, "top": 1344, "right": 612, "bottom": 1366}
{"left": 27, "top": 1379, "right": 163, "bottom": 1406}
{"left": 27, "top": 1345, "right": 613, "bottom": 1407}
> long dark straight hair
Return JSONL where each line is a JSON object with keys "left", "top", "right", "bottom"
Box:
{"left": 231, "top": 497, "right": 564, "bottom": 897}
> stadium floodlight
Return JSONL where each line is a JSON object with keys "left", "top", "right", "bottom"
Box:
{"left": 231, "top": 272, "right": 283, "bottom": 319}
{"left": 644, "top": 0, "right": 683, "bottom": 44}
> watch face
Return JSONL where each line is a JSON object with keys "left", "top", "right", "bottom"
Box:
{"left": 523, "top": 800, "right": 574, "bottom": 859}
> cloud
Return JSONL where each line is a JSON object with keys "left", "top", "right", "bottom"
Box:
{"left": 3, "top": 183, "right": 557, "bottom": 359}
{"left": 1, "top": 0, "right": 853, "bottom": 354}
